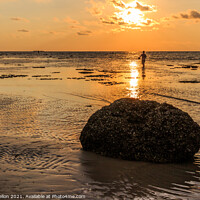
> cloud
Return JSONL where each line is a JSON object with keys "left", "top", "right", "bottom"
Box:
{"left": 63, "top": 17, "right": 87, "bottom": 31}
{"left": 162, "top": 10, "right": 200, "bottom": 25}
{"left": 52, "top": 16, "right": 93, "bottom": 36}
{"left": 53, "top": 16, "right": 80, "bottom": 26}
{"left": 64, "top": 17, "right": 79, "bottom": 24}
{"left": 111, "top": 0, "right": 154, "bottom": 11}
{"left": 142, "top": 19, "right": 153, "bottom": 26}
{"left": 77, "top": 30, "right": 92, "bottom": 36}
{"left": 109, "top": 2, "right": 156, "bottom": 27}
{"left": 10, "top": 17, "right": 29, "bottom": 22}
{"left": 53, "top": 16, "right": 83, "bottom": 29}
{"left": 87, "top": 0, "right": 158, "bottom": 32}
{"left": 48, "top": 31, "right": 66, "bottom": 36}
{"left": 101, "top": 18, "right": 115, "bottom": 24}
{"left": 53, "top": 17, "right": 60, "bottom": 22}
{"left": 18, "top": 29, "right": 29, "bottom": 32}
{"left": 83, "top": 20, "right": 101, "bottom": 26}
{"left": 33, "top": 0, "right": 52, "bottom": 3}
{"left": 40, "top": 30, "right": 67, "bottom": 37}
{"left": 86, "top": 0, "right": 105, "bottom": 16}
{"left": 70, "top": 25, "right": 83, "bottom": 29}
{"left": 0, "top": 0, "right": 51, "bottom": 3}
{"left": 174, "top": 10, "right": 200, "bottom": 20}
{"left": 0, "top": 0, "right": 17, "bottom": 2}
{"left": 135, "top": 2, "right": 154, "bottom": 12}
{"left": 111, "top": 0, "right": 125, "bottom": 9}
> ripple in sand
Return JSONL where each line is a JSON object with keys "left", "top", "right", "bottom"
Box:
{"left": 0, "top": 137, "right": 73, "bottom": 173}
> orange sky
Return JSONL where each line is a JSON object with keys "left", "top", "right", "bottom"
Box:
{"left": 0, "top": 0, "right": 200, "bottom": 51}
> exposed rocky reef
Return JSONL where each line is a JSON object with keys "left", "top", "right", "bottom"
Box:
{"left": 179, "top": 80, "right": 200, "bottom": 83}
{"left": 0, "top": 74, "right": 28, "bottom": 79}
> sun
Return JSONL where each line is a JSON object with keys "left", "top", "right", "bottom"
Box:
{"left": 114, "top": 1, "right": 147, "bottom": 26}
{"left": 121, "top": 9, "right": 143, "bottom": 25}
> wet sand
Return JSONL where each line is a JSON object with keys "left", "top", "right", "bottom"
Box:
{"left": 0, "top": 52, "right": 199, "bottom": 199}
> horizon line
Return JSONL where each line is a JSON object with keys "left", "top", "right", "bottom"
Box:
{"left": 0, "top": 50, "right": 200, "bottom": 52}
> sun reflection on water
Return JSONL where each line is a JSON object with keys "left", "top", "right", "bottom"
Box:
{"left": 128, "top": 61, "right": 139, "bottom": 98}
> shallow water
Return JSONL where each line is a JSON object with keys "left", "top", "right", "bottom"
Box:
{"left": 0, "top": 51, "right": 199, "bottom": 199}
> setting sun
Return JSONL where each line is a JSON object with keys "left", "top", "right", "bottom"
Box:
{"left": 109, "top": 1, "right": 157, "bottom": 31}
{"left": 117, "top": 8, "right": 143, "bottom": 25}
{"left": 115, "top": 1, "right": 146, "bottom": 26}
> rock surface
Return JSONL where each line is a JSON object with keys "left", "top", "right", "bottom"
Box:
{"left": 80, "top": 98, "right": 200, "bottom": 163}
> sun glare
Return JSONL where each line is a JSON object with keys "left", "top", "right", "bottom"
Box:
{"left": 115, "top": 1, "right": 149, "bottom": 27}
{"left": 130, "top": 61, "right": 138, "bottom": 67}
{"left": 128, "top": 61, "right": 139, "bottom": 98}
{"left": 121, "top": 9, "right": 143, "bottom": 25}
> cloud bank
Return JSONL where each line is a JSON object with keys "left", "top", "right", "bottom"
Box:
{"left": 173, "top": 10, "right": 200, "bottom": 20}
{"left": 90, "top": 0, "right": 158, "bottom": 31}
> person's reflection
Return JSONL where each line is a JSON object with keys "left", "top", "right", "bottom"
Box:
{"left": 129, "top": 63, "right": 139, "bottom": 98}
{"left": 142, "top": 66, "right": 146, "bottom": 80}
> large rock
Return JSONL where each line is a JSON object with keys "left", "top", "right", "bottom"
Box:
{"left": 80, "top": 98, "right": 200, "bottom": 163}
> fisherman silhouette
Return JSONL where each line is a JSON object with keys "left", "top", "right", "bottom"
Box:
{"left": 139, "top": 51, "right": 147, "bottom": 68}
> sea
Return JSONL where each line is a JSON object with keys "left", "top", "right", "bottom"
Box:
{"left": 0, "top": 51, "right": 199, "bottom": 199}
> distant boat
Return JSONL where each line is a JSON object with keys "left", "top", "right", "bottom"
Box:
{"left": 33, "top": 51, "right": 45, "bottom": 53}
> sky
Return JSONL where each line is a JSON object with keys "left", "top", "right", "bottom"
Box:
{"left": 0, "top": 0, "right": 200, "bottom": 51}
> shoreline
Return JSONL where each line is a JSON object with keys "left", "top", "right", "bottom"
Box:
{"left": 0, "top": 51, "right": 199, "bottom": 199}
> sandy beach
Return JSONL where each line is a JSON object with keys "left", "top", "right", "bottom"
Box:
{"left": 0, "top": 51, "right": 200, "bottom": 199}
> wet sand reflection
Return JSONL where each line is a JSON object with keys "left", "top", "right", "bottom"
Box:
{"left": 79, "top": 151, "right": 200, "bottom": 199}
{"left": 128, "top": 61, "right": 139, "bottom": 98}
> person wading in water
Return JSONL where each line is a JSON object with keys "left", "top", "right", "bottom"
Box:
{"left": 139, "top": 51, "right": 147, "bottom": 68}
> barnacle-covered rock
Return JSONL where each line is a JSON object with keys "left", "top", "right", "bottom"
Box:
{"left": 80, "top": 98, "right": 200, "bottom": 163}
